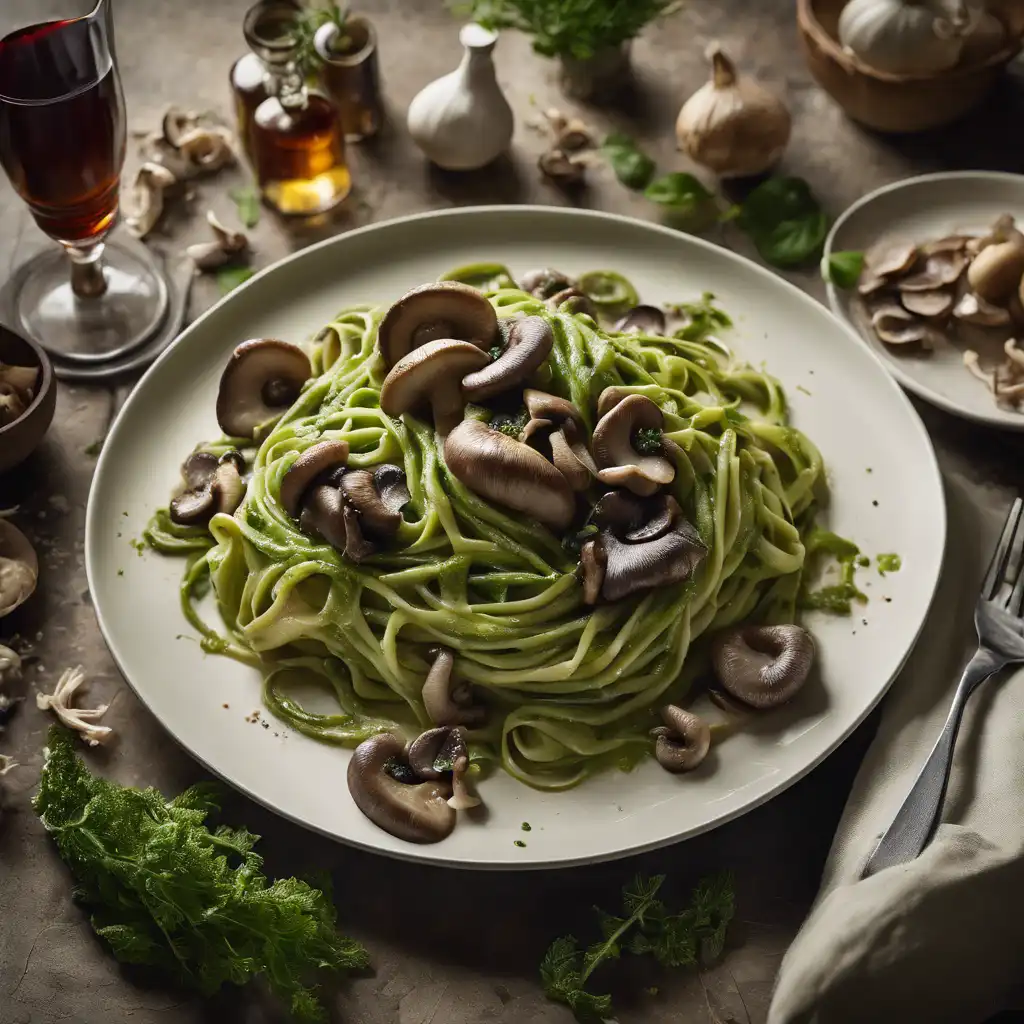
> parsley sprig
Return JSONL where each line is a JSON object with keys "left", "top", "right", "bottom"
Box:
{"left": 540, "top": 872, "right": 735, "bottom": 1022}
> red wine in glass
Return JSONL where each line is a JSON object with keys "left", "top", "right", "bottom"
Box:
{"left": 0, "top": 15, "right": 126, "bottom": 244}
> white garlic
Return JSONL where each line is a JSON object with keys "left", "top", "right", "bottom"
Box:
{"left": 838, "top": 0, "right": 975, "bottom": 75}
{"left": 675, "top": 43, "right": 791, "bottom": 179}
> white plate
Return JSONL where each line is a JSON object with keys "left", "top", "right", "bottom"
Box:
{"left": 825, "top": 171, "right": 1024, "bottom": 430}
{"left": 86, "top": 207, "right": 945, "bottom": 869}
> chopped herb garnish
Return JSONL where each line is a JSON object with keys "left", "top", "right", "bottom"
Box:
{"left": 489, "top": 345, "right": 504, "bottom": 361}
{"left": 562, "top": 524, "right": 599, "bottom": 557}
{"left": 521, "top": 821, "right": 532, "bottom": 832}
{"left": 670, "top": 292, "right": 732, "bottom": 343}
{"left": 633, "top": 426, "right": 663, "bottom": 455}
{"left": 514, "top": 840, "right": 527, "bottom": 848}
{"left": 84, "top": 439, "right": 104, "bottom": 456}
{"left": 877, "top": 553, "right": 902, "bottom": 576}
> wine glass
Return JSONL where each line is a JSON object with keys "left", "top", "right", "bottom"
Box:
{"left": 0, "top": 0, "right": 168, "bottom": 364}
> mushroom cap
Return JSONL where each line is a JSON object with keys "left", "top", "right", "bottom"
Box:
{"left": 900, "top": 289, "right": 953, "bottom": 319}
{"left": 462, "top": 316, "right": 554, "bottom": 402}
{"left": 341, "top": 468, "right": 404, "bottom": 538}
{"left": 298, "top": 483, "right": 350, "bottom": 551}
{"left": 589, "top": 490, "right": 679, "bottom": 542}
{"left": 897, "top": 251, "right": 967, "bottom": 292}
{"left": 596, "top": 386, "right": 632, "bottom": 418}
{"left": 600, "top": 516, "right": 707, "bottom": 602}
{"left": 518, "top": 268, "right": 575, "bottom": 299}
{"left": 0, "top": 519, "right": 39, "bottom": 619}
{"left": 870, "top": 305, "right": 930, "bottom": 346}
{"left": 967, "top": 239, "right": 1024, "bottom": 304}
{"left": 347, "top": 732, "right": 456, "bottom": 843}
{"left": 712, "top": 623, "right": 815, "bottom": 709}
{"left": 216, "top": 339, "right": 311, "bottom": 439}
{"left": 182, "top": 450, "right": 219, "bottom": 488}
{"left": 615, "top": 305, "right": 667, "bottom": 335}
{"left": 549, "top": 427, "right": 592, "bottom": 491}
{"left": 422, "top": 646, "right": 485, "bottom": 728}
{"left": 280, "top": 440, "right": 350, "bottom": 519}
{"left": 444, "top": 419, "right": 575, "bottom": 532}
{"left": 406, "top": 726, "right": 468, "bottom": 781}
{"left": 863, "top": 238, "right": 917, "bottom": 279}
{"left": 379, "top": 338, "right": 490, "bottom": 435}
{"left": 651, "top": 705, "right": 711, "bottom": 772}
{"left": 548, "top": 287, "right": 597, "bottom": 319}
{"left": 538, "top": 147, "right": 585, "bottom": 185}
{"left": 592, "top": 394, "right": 675, "bottom": 498}
{"left": 953, "top": 292, "right": 1012, "bottom": 327}
{"left": 523, "top": 389, "right": 585, "bottom": 430}
{"left": 376, "top": 282, "right": 497, "bottom": 369}
{"left": 169, "top": 457, "right": 246, "bottom": 526}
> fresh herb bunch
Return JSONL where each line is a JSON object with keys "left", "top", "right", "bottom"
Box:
{"left": 35, "top": 727, "right": 369, "bottom": 1021}
{"left": 295, "top": 1, "right": 349, "bottom": 77}
{"left": 540, "top": 872, "right": 735, "bottom": 1022}
{"left": 455, "top": 0, "right": 679, "bottom": 60}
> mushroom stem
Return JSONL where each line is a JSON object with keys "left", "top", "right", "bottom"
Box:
{"left": 651, "top": 705, "right": 711, "bottom": 772}
{"left": 422, "top": 647, "right": 485, "bottom": 727}
{"left": 448, "top": 754, "right": 482, "bottom": 811}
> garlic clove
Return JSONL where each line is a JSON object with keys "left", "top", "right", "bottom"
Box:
{"left": 124, "top": 162, "right": 177, "bottom": 238}
{"left": 675, "top": 41, "right": 791, "bottom": 179}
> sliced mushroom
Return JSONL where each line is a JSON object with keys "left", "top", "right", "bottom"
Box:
{"left": 216, "top": 339, "right": 311, "bottom": 439}
{"left": 921, "top": 234, "right": 972, "bottom": 256}
{"left": 341, "top": 466, "right": 409, "bottom": 538}
{"left": 0, "top": 520, "right": 38, "bottom": 619}
{"left": 279, "top": 440, "right": 350, "bottom": 518}
{"left": 523, "top": 389, "right": 582, "bottom": 426}
{"left": 448, "top": 754, "right": 481, "bottom": 811}
{"left": 169, "top": 452, "right": 246, "bottom": 526}
{"left": 968, "top": 216, "right": 1024, "bottom": 303}
{"left": 422, "top": 646, "right": 485, "bottom": 728}
{"left": 900, "top": 289, "right": 953, "bottom": 319}
{"left": 444, "top": 419, "right": 575, "bottom": 532}
{"left": 548, "top": 428, "right": 591, "bottom": 491}
{"left": 548, "top": 287, "right": 597, "bottom": 319}
{"left": 897, "top": 250, "right": 967, "bottom": 292}
{"left": 579, "top": 538, "right": 606, "bottom": 606}
{"left": 406, "top": 726, "right": 467, "bottom": 780}
{"left": 588, "top": 490, "right": 680, "bottom": 542}
{"left": 161, "top": 105, "right": 200, "bottom": 148}
{"left": 856, "top": 271, "right": 889, "bottom": 297}
{"left": 340, "top": 502, "right": 377, "bottom": 562}
{"left": 522, "top": 390, "right": 597, "bottom": 489}
{"left": 0, "top": 385, "right": 27, "bottom": 425}
{"left": 615, "top": 305, "right": 667, "bottom": 335}
{"left": 600, "top": 517, "right": 706, "bottom": 602}
{"left": 651, "top": 705, "right": 711, "bottom": 772}
{"left": 376, "top": 282, "right": 497, "bottom": 369}
{"left": 0, "top": 363, "right": 38, "bottom": 397}
{"left": 177, "top": 126, "right": 236, "bottom": 174}
{"left": 626, "top": 496, "right": 680, "bottom": 543}
{"left": 539, "top": 148, "right": 585, "bottom": 186}
{"left": 953, "top": 292, "right": 1012, "bottom": 327}
{"left": 596, "top": 386, "right": 632, "bottom": 418}
{"left": 299, "top": 483, "right": 351, "bottom": 553}
{"left": 462, "top": 316, "right": 554, "bottom": 402}
{"left": 518, "top": 268, "right": 574, "bottom": 299}
{"left": 380, "top": 339, "right": 490, "bottom": 434}
{"left": 870, "top": 305, "right": 930, "bottom": 346}
{"left": 124, "top": 161, "right": 177, "bottom": 239}
{"left": 186, "top": 209, "right": 249, "bottom": 270}
{"left": 592, "top": 394, "right": 675, "bottom": 497}
{"left": 711, "top": 624, "right": 814, "bottom": 709}
{"left": 863, "top": 238, "right": 917, "bottom": 279}
{"left": 347, "top": 732, "right": 456, "bottom": 843}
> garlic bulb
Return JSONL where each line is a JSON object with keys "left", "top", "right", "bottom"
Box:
{"left": 837, "top": 0, "right": 976, "bottom": 75}
{"left": 675, "top": 43, "right": 791, "bottom": 179}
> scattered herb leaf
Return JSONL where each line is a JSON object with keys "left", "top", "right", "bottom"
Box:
{"left": 217, "top": 266, "right": 256, "bottom": 295}
{"left": 633, "top": 426, "right": 663, "bottom": 455}
{"left": 489, "top": 345, "right": 504, "bottom": 361}
{"left": 229, "top": 185, "right": 261, "bottom": 229}
{"left": 735, "top": 176, "right": 830, "bottom": 269}
{"left": 84, "top": 439, "right": 104, "bottom": 457}
{"left": 822, "top": 250, "right": 864, "bottom": 289}
{"left": 669, "top": 292, "right": 732, "bottom": 343}
{"left": 35, "top": 727, "right": 368, "bottom": 1021}
{"left": 492, "top": 407, "right": 529, "bottom": 438}
{"left": 644, "top": 172, "right": 719, "bottom": 232}
{"left": 877, "top": 553, "right": 902, "bottom": 576}
{"left": 602, "top": 133, "right": 656, "bottom": 190}
{"left": 540, "top": 872, "right": 734, "bottom": 1023}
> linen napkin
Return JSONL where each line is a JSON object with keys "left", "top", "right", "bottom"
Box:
{"left": 768, "top": 474, "right": 1024, "bottom": 1024}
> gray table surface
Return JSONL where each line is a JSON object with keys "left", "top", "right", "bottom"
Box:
{"left": 2, "top": 2, "right": 1023, "bottom": 1022}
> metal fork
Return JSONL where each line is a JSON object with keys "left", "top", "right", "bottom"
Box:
{"left": 863, "top": 496, "right": 1024, "bottom": 878}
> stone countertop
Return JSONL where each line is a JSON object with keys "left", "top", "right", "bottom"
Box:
{"left": 2, "top": 1, "right": 1024, "bottom": 1023}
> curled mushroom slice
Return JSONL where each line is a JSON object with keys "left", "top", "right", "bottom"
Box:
{"left": 279, "top": 440, "right": 350, "bottom": 518}
{"left": 712, "top": 624, "right": 814, "bottom": 709}
{"left": 407, "top": 726, "right": 467, "bottom": 780}
{"left": 579, "top": 538, "right": 606, "bottom": 606}
{"left": 0, "top": 520, "right": 39, "bottom": 619}
{"left": 341, "top": 466, "right": 409, "bottom": 539}
{"left": 169, "top": 452, "right": 246, "bottom": 526}
{"left": 519, "top": 268, "right": 575, "bottom": 299}
{"left": 380, "top": 339, "right": 490, "bottom": 434}
{"left": 376, "top": 282, "right": 497, "bottom": 369}
{"left": 444, "top": 419, "right": 575, "bottom": 532}
{"left": 548, "top": 427, "right": 591, "bottom": 491}
{"left": 548, "top": 287, "right": 597, "bottom": 319}
{"left": 161, "top": 105, "right": 200, "bottom": 147}
{"left": 900, "top": 289, "right": 953, "bottom": 319}
{"left": 422, "top": 647, "right": 485, "bottom": 728}
{"left": 856, "top": 271, "right": 889, "bottom": 297}
{"left": 523, "top": 389, "right": 582, "bottom": 426}
{"left": 216, "top": 339, "right": 311, "bottom": 439}
{"left": 186, "top": 209, "right": 249, "bottom": 270}
{"left": 124, "top": 161, "right": 177, "bottom": 239}
{"left": 299, "top": 483, "right": 351, "bottom": 553}
{"left": 651, "top": 705, "right": 711, "bottom": 772}
{"left": 615, "top": 305, "right": 667, "bottom": 335}
{"left": 863, "top": 237, "right": 917, "bottom": 279}
{"left": 953, "top": 292, "right": 1012, "bottom": 327}
{"left": 177, "top": 126, "right": 236, "bottom": 174}
{"left": 921, "top": 235, "right": 972, "bottom": 256}
{"left": 592, "top": 394, "right": 675, "bottom": 497}
{"left": 870, "top": 305, "right": 930, "bottom": 347}
{"left": 522, "top": 390, "right": 596, "bottom": 488}
{"left": 596, "top": 386, "right": 632, "bottom": 418}
{"left": 462, "top": 316, "right": 554, "bottom": 402}
{"left": 600, "top": 517, "right": 706, "bottom": 602}
{"left": 347, "top": 733, "right": 456, "bottom": 843}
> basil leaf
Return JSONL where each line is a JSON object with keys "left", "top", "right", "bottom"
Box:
{"left": 602, "top": 133, "right": 656, "bottom": 190}
{"left": 644, "top": 173, "right": 719, "bottom": 231}
{"left": 228, "top": 186, "right": 261, "bottom": 229}
{"left": 735, "top": 176, "right": 831, "bottom": 268}
{"left": 217, "top": 266, "right": 255, "bottom": 295}
{"left": 822, "top": 250, "right": 865, "bottom": 289}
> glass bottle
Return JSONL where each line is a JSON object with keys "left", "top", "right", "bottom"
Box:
{"left": 229, "top": 51, "right": 268, "bottom": 162}
{"left": 314, "top": 15, "right": 383, "bottom": 142}
{"left": 242, "top": 0, "right": 351, "bottom": 216}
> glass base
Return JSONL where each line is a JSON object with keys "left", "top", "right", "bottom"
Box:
{"left": 11, "top": 239, "right": 169, "bottom": 364}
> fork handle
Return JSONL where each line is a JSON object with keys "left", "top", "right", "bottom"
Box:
{"left": 863, "top": 647, "right": 1003, "bottom": 878}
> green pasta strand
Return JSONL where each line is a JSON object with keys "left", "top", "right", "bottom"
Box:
{"left": 147, "top": 271, "right": 824, "bottom": 790}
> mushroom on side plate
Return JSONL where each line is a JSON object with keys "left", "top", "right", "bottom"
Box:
{"left": 0, "top": 519, "right": 38, "bottom": 619}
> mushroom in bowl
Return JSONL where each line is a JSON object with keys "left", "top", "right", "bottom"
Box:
{"left": 0, "top": 325, "right": 56, "bottom": 474}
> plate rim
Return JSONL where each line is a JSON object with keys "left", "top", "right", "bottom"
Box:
{"left": 824, "top": 169, "right": 1024, "bottom": 431}
{"left": 86, "top": 204, "right": 947, "bottom": 869}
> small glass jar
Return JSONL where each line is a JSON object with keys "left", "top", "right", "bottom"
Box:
{"left": 229, "top": 51, "right": 269, "bottom": 161}
{"left": 314, "top": 15, "right": 383, "bottom": 142}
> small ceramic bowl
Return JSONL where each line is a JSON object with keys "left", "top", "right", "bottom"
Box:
{"left": 0, "top": 324, "right": 56, "bottom": 474}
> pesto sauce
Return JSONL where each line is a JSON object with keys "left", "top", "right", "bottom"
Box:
{"left": 799, "top": 580, "right": 866, "bottom": 616}
{"left": 877, "top": 553, "right": 902, "bottom": 576}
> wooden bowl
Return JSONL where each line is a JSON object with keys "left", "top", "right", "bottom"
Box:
{"left": 797, "top": 0, "right": 1024, "bottom": 133}
{"left": 0, "top": 325, "right": 56, "bottom": 474}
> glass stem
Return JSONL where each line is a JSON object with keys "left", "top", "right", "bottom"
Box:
{"left": 66, "top": 240, "right": 108, "bottom": 299}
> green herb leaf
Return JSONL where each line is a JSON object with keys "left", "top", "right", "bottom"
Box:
{"left": 670, "top": 292, "right": 733, "bottom": 343}
{"left": 229, "top": 186, "right": 261, "bottom": 229}
{"left": 633, "top": 426, "right": 664, "bottom": 455}
{"left": 602, "top": 133, "right": 656, "bottom": 190}
{"left": 822, "top": 250, "right": 864, "bottom": 289}
{"left": 644, "top": 173, "right": 719, "bottom": 232}
{"left": 217, "top": 266, "right": 255, "bottom": 295}
{"left": 735, "top": 176, "right": 831, "bottom": 268}
{"left": 492, "top": 407, "right": 529, "bottom": 438}
{"left": 295, "top": 2, "right": 350, "bottom": 77}
{"left": 35, "top": 727, "right": 368, "bottom": 1021}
